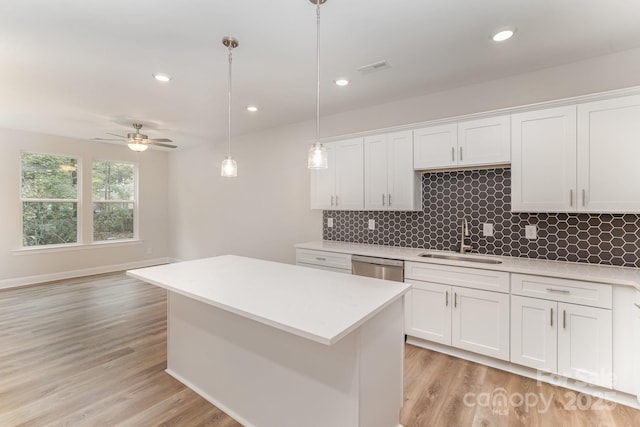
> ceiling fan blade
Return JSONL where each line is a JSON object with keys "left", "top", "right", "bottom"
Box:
{"left": 147, "top": 141, "right": 178, "bottom": 149}
{"left": 146, "top": 138, "right": 173, "bottom": 143}
{"left": 92, "top": 137, "right": 124, "bottom": 141}
{"left": 107, "top": 132, "right": 127, "bottom": 138}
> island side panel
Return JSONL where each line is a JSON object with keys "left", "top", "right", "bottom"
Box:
{"left": 357, "top": 297, "right": 405, "bottom": 427}
{"left": 166, "top": 291, "right": 360, "bottom": 427}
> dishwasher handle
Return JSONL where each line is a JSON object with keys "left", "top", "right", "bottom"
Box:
{"left": 351, "top": 255, "right": 404, "bottom": 268}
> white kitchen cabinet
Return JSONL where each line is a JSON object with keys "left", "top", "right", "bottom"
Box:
{"left": 413, "top": 115, "right": 510, "bottom": 170}
{"left": 511, "top": 106, "right": 577, "bottom": 212}
{"left": 511, "top": 295, "right": 557, "bottom": 372}
{"left": 636, "top": 290, "right": 640, "bottom": 402}
{"left": 457, "top": 116, "right": 511, "bottom": 167}
{"left": 405, "top": 280, "right": 451, "bottom": 345}
{"left": 451, "top": 286, "right": 510, "bottom": 361}
{"left": 413, "top": 124, "right": 457, "bottom": 169}
{"left": 512, "top": 94, "right": 640, "bottom": 213}
{"left": 364, "top": 131, "right": 420, "bottom": 211}
{"left": 510, "top": 274, "right": 613, "bottom": 389}
{"left": 404, "top": 261, "right": 510, "bottom": 361}
{"left": 295, "top": 248, "right": 352, "bottom": 274}
{"left": 557, "top": 302, "right": 612, "bottom": 388}
{"left": 612, "top": 286, "right": 638, "bottom": 395}
{"left": 577, "top": 94, "right": 640, "bottom": 213}
{"left": 310, "top": 138, "right": 364, "bottom": 210}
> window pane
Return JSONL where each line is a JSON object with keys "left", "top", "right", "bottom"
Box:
{"left": 92, "top": 161, "right": 135, "bottom": 201}
{"left": 93, "top": 202, "right": 134, "bottom": 241}
{"left": 22, "top": 202, "right": 78, "bottom": 246}
{"left": 21, "top": 153, "right": 78, "bottom": 199}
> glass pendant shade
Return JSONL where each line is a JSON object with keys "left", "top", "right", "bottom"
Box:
{"left": 128, "top": 142, "right": 148, "bottom": 152}
{"left": 307, "top": 142, "right": 328, "bottom": 169}
{"left": 221, "top": 156, "right": 238, "bottom": 177}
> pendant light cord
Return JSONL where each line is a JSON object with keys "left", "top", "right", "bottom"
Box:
{"left": 315, "top": 1, "right": 320, "bottom": 144}
{"left": 227, "top": 45, "right": 233, "bottom": 158}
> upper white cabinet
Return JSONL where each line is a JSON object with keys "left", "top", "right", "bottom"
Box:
{"left": 413, "top": 115, "right": 510, "bottom": 170}
{"left": 364, "top": 131, "right": 421, "bottom": 211}
{"left": 511, "top": 106, "right": 577, "bottom": 212}
{"left": 577, "top": 95, "right": 640, "bottom": 213}
{"left": 512, "top": 94, "right": 640, "bottom": 213}
{"left": 310, "top": 138, "right": 364, "bottom": 210}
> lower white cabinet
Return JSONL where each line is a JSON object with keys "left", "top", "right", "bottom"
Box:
{"left": 405, "top": 264, "right": 510, "bottom": 361}
{"left": 510, "top": 273, "right": 613, "bottom": 389}
{"left": 635, "top": 290, "right": 640, "bottom": 402}
{"left": 295, "top": 249, "right": 352, "bottom": 274}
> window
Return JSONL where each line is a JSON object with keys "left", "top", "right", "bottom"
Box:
{"left": 92, "top": 161, "right": 136, "bottom": 242}
{"left": 21, "top": 152, "right": 79, "bottom": 247}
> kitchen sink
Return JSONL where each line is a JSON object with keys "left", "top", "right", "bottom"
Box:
{"left": 417, "top": 253, "right": 502, "bottom": 264}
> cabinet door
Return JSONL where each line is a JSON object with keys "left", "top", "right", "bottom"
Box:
{"left": 310, "top": 143, "right": 336, "bottom": 209}
{"left": 334, "top": 138, "right": 364, "bottom": 210}
{"left": 404, "top": 281, "right": 451, "bottom": 345}
{"left": 364, "top": 134, "right": 388, "bottom": 210}
{"left": 451, "top": 287, "right": 510, "bottom": 361}
{"left": 387, "top": 131, "right": 419, "bottom": 211}
{"left": 458, "top": 115, "right": 510, "bottom": 167}
{"left": 577, "top": 94, "right": 640, "bottom": 213}
{"left": 511, "top": 106, "right": 577, "bottom": 212}
{"left": 636, "top": 290, "right": 640, "bottom": 403}
{"left": 557, "top": 303, "right": 612, "bottom": 388}
{"left": 413, "top": 124, "right": 457, "bottom": 169}
{"left": 510, "top": 296, "right": 557, "bottom": 372}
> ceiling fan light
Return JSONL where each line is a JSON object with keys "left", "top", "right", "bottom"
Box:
{"left": 221, "top": 156, "right": 238, "bottom": 177}
{"left": 128, "top": 142, "right": 148, "bottom": 152}
{"left": 307, "top": 142, "right": 328, "bottom": 169}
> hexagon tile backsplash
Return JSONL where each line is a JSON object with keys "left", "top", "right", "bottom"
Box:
{"left": 322, "top": 168, "right": 640, "bottom": 268}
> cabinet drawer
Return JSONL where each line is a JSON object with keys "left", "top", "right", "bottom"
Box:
{"left": 295, "top": 249, "right": 351, "bottom": 271}
{"left": 511, "top": 274, "right": 612, "bottom": 309}
{"left": 405, "top": 261, "right": 509, "bottom": 293}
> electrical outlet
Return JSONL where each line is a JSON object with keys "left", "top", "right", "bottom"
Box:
{"left": 525, "top": 225, "right": 537, "bottom": 240}
{"left": 368, "top": 219, "right": 375, "bottom": 230}
{"left": 482, "top": 223, "right": 494, "bottom": 237}
{"left": 327, "top": 217, "right": 334, "bottom": 228}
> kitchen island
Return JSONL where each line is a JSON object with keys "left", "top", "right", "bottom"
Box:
{"left": 127, "top": 255, "right": 410, "bottom": 427}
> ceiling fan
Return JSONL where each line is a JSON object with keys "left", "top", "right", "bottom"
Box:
{"left": 94, "top": 123, "right": 177, "bottom": 151}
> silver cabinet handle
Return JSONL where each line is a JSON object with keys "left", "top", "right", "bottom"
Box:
{"left": 459, "top": 146, "right": 463, "bottom": 162}
{"left": 445, "top": 291, "right": 449, "bottom": 307}
{"left": 315, "top": 257, "right": 326, "bottom": 261}
{"left": 563, "top": 310, "right": 567, "bottom": 329}
{"left": 550, "top": 307, "right": 553, "bottom": 327}
{"left": 388, "top": 194, "right": 392, "bottom": 206}
{"left": 454, "top": 292, "right": 458, "bottom": 308}
{"left": 335, "top": 195, "right": 339, "bottom": 206}
{"left": 382, "top": 194, "right": 385, "bottom": 206}
{"left": 546, "top": 288, "right": 570, "bottom": 294}
{"left": 570, "top": 189, "right": 573, "bottom": 207}
{"left": 331, "top": 195, "right": 334, "bottom": 207}
{"left": 582, "top": 189, "right": 586, "bottom": 207}
{"left": 634, "top": 303, "right": 640, "bottom": 309}
{"left": 451, "top": 147, "right": 455, "bottom": 162}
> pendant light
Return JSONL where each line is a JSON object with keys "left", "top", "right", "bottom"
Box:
{"left": 221, "top": 36, "right": 239, "bottom": 177}
{"left": 307, "top": 0, "right": 328, "bottom": 170}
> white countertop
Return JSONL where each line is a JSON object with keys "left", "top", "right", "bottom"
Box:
{"left": 296, "top": 241, "right": 640, "bottom": 291}
{"left": 127, "top": 255, "right": 410, "bottom": 346}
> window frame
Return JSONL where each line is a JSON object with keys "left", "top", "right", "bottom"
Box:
{"left": 19, "top": 150, "right": 82, "bottom": 249}
{"left": 91, "top": 158, "right": 139, "bottom": 243}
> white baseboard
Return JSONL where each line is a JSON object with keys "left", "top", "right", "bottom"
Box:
{"left": 0, "top": 257, "right": 171, "bottom": 290}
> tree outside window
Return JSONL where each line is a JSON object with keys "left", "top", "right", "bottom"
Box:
{"left": 92, "top": 161, "right": 136, "bottom": 241}
{"left": 21, "top": 152, "right": 79, "bottom": 247}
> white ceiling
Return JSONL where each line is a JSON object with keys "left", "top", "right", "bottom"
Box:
{"left": 1, "top": 0, "right": 640, "bottom": 150}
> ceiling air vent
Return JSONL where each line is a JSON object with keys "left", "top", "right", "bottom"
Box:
{"left": 357, "top": 60, "right": 391, "bottom": 75}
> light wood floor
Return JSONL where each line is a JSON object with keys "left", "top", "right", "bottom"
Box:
{"left": 0, "top": 273, "right": 639, "bottom": 426}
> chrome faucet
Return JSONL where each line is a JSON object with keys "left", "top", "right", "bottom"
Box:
{"left": 459, "top": 218, "right": 473, "bottom": 254}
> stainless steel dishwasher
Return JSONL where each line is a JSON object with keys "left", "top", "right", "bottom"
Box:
{"left": 351, "top": 255, "right": 404, "bottom": 282}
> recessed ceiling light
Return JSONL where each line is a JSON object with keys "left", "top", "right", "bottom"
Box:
{"left": 492, "top": 28, "right": 516, "bottom": 42}
{"left": 335, "top": 78, "right": 349, "bottom": 87}
{"left": 246, "top": 105, "right": 258, "bottom": 112}
{"left": 153, "top": 73, "right": 172, "bottom": 82}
